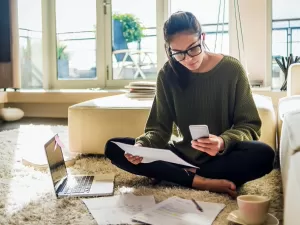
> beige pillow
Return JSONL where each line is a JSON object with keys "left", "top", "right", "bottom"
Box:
{"left": 0, "top": 107, "right": 24, "bottom": 121}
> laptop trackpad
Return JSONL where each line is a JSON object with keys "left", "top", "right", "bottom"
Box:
{"left": 89, "top": 173, "right": 115, "bottom": 194}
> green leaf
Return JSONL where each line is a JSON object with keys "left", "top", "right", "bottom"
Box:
{"left": 56, "top": 43, "right": 69, "bottom": 60}
{"left": 112, "top": 13, "right": 144, "bottom": 43}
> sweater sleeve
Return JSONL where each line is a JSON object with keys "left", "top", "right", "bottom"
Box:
{"left": 219, "top": 63, "right": 261, "bottom": 153}
{"left": 135, "top": 70, "right": 174, "bottom": 148}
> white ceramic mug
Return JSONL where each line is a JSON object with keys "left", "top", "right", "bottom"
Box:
{"left": 237, "top": 195, "right": 270, "bottom": 225}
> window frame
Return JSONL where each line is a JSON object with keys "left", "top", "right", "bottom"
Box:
{"left": 42, "top": 0, "right": 106, "bottom": 89}
{"left": 272, "top": 28, "right": 289, "bottom": 58}
{"left": 40, "top": 0, "right": 166, "bottom": 89}
{"left": 104, "top": 0, "right": 167, "bottom": 88}
{"left": 291, "top": 27, "right": 300, "bottom": 55}
{"left": 21, "top": 0, "right": 232, "bottom": 90}
{"left": 19, "top": 0, "right": 300, "bottom": 91}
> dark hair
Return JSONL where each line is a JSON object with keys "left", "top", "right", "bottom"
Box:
{"left": 163, "top": 11, "right": 203, "bottom": 90}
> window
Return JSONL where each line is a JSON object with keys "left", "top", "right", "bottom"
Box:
{"left": 16, "top": 0, "right": 230, "bottom": 89}
{"left": 55, "top": 0, "right": 96, "bottom": 80}
{"left": 18, "top": 0, "right": 43, "bottom": 89}
{"left": 50, "top": 0, "right": 100, "bottom": 89}
{"left": 272, "top": 0, "right": 300, "bottom": 90}
{"left": 110, "top": 0, "right": 157, "bottom": 81}
{"left": 292, "top": 29, "right": 300, "bottom": 56}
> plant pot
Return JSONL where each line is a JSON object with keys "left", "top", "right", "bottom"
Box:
{"left": 57, "top": 59, "right": 69, "bottom": 78}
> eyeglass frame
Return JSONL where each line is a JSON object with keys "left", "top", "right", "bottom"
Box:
{"left": 169, "top": 41, "right": 203, "bottom": 62}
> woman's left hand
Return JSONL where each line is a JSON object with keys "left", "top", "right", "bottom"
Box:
{"left": 191, "top": 134, "right": 225, "bottom": 156}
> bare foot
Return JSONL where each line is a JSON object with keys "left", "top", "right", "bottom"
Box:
{"left": 192, "top": 175, "right": 237, "bottom": 198}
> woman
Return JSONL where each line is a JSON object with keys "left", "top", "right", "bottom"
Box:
{"left": 105, "top": 11, "right": 274, "bottom": 197}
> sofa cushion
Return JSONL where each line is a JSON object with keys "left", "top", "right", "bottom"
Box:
{"left": 68, "top": 94, "right": 152, "bottom": 154}
{"left": 287, "top": 63, "right": 300, "bottom": 96}
{"left": 277, "top": 95, "right": 300, "bottom": 143}
{"left": 253, "top": 94, "right": 276, "bottom": 150}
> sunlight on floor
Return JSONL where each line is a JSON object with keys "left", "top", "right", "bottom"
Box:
{"left": 2, "top": 125, "right": 57, "bottom": 216}
{"left": 119, "top": 186, "right": 135, "bottom": 194}
{"left": 17, "top": 124, "right": 72, "bottom": 168}
{"left": 19, "top": 125, "right": 62, "bottom": 167}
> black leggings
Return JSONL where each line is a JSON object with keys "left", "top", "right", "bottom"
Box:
{"left": 104, "top": 138, "right": 275, "bottom": 188}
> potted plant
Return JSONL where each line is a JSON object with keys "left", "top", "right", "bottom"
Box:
{"left": 275, "top": 54, "right": 300, "bottom": 91}
{"left": 112, "top": 13, "right": 144, "bottom": 44}
{"left": 57, "top": 43, "right": 70, "bottom": 78}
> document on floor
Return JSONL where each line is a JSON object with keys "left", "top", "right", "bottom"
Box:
{"left": 131, "top": 196, "right": 225, "bottom": 225}
{"left": 112, "top": 141, "right": 198, "bottom": 168}
{"left": 82, "top": 193, "right": 156, "bottom": 225}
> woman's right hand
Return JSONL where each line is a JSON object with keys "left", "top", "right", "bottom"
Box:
{"left": 124, "top": 143, "right": 143, "bottom": 165}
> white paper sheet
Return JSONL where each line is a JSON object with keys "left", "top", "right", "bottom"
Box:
{"left": 131, "top": 196, "right": 225, "bottom": 225}
{"left": 112, "top": 141, "right": 198, "bottom": 168}
{"left": 82, "top": 193, "right": 156, "bottom": 225}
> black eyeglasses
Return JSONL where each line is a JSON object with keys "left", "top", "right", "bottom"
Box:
{"left": 170, "top": 43, "right": 202, "bottom": 61}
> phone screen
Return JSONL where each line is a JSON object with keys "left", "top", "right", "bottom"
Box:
{"left": 189, "top": 125, "right": 209, "bottom": 140}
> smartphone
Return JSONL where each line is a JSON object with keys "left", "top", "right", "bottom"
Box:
{"left": 189, "top": 125, "right": 209, "bottom": 140}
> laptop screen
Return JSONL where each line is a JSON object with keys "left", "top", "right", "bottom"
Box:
{"left": 44, "top": 135, "right": 67, "bottom": 189}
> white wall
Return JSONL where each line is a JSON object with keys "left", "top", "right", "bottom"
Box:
{"left": 229, "top": 0, "right": 272, "bottom": 86}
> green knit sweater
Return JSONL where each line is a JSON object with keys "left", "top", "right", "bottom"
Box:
{"left": 135, "top": 55, "right": 261, "bottom": 166}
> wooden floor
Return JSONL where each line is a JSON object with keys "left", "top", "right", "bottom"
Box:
{"left": 0, "top": 117, "right": 67, "bottom": 132}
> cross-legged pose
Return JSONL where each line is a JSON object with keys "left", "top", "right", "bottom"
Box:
{"left": 105, "top": 11, "right": 275, "bottom": 197}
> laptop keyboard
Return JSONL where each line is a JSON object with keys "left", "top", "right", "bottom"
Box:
{"left": 61, "top": 176, "right": 94, "bottom": 194}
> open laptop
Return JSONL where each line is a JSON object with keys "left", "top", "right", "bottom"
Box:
{"left": 44, "top": 134, "right": 115, "bottom": 198}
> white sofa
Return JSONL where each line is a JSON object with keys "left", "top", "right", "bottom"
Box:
{"left": 277, "top": 63, "right": 300, "bottom": 225}
{"left": 279, "top": 110, "right": 300, "bottom": 225}
{"left": 277, "top": 95, "right": 300, "bottom": 145}
{"left": 278, "top": 63, "right": 300, "bottom": 140}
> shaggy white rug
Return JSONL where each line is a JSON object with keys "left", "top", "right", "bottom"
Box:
{"left": 0, "top": 125, "right": 283, "bottom": 225}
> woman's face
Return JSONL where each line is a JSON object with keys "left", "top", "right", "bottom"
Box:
{"left": 169, "top": 33, "right": 204, "bottom": 71}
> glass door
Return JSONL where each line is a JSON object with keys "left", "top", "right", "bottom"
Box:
{"left": 105, "top": 0, "right": 158, "bottom": 87}
{"left": 51, "top": 0, "right": 105, "bottom": 89}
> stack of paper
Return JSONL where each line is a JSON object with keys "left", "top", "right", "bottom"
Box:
{"left": 125, "top": 81, "right": 156, "bottom": 99}
{"left": 82, "top": 194, "right": 225, "bottom": 225}
{"left": 82, "top": 144, "right": 225, "bottom": 225}
{"left": 132, "top": 196, "right": 225, "bottom": 225}
{"left": 82, "top": 193, "right": 156, "bottom": 225}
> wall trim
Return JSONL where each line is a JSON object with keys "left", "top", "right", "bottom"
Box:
{"left": 5, "top": 89, "right": 125, "bottom": 103}
{"left": 1, "top": 89, "right": 287, "bottom": 118}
